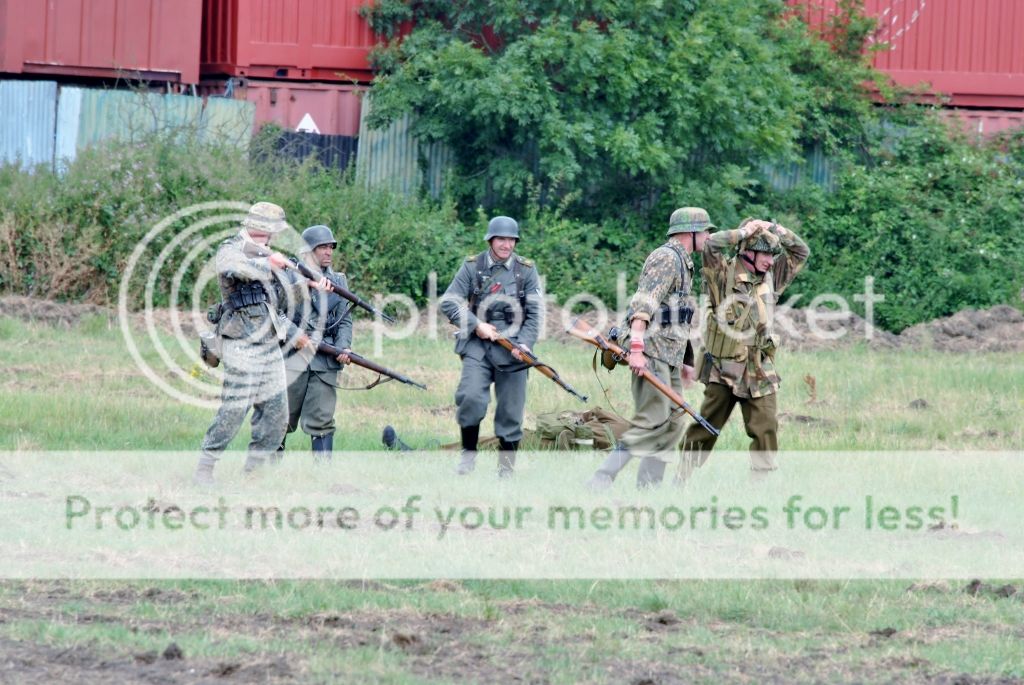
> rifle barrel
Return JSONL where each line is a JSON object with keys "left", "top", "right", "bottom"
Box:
{"left": 493, "top": 337, "right": 588, "bottom": 403}
{"left": 316, "top": 342, "right": 427, "bottom": 390}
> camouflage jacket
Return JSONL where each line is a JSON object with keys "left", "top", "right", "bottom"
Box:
{"left": 439, "top": 250, "right": 543, "bottom": 365}
{"left": 276, "top": 261, "right": 353, "bottom": 372}
{"left": 214, "top": 233, "right": 299, "bottom": 345}
{"left": 699, "top": 227, "right": 810, "bottom": 398}
{"left": 625, "top": 241, "right": 697, "bottom": 369}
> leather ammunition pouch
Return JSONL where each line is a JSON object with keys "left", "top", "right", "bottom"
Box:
{"left": 226, "top": 281, "right": 268, "bottom": 310}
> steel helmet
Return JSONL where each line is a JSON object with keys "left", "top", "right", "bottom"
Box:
{"left": 667, "top": 207, "right": 716, "bottom": 237}
{"left": 300, "top": 225, "right": 337, "bottom": 252}
{"left": 484, "top": 216, "right": 520, "bottom": 242}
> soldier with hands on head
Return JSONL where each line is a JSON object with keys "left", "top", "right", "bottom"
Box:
{"left": 678, "top": 218, "right": 810, "bottom": 484}
{"left": 193, "top": 202, "right": 310, "bottom": 486}
{"left": 276, "top": 224, "right": 353, "bottom": 463}
{"left": 439, "top": 216, "right": 543, "bottom": 478}
{"left": 586, "top": 207, "right": 713, "bottom": 491}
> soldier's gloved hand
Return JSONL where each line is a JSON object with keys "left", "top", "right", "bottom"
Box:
{"left": 511, "top": 344, "right": 531, "bottom": 362}
{"left": 294, "top": 333, "right": 312, "bottom": 350}
{"left": 681, "top": 364, "right": 697, "bottom": 388}
{"left": 336, "top": 348, "right": 351, "bottom": 364}
{"left": 475, "top": 322, "right": 499, "bottom": 341}
{"left": 268, "top": 252, "right": 289, "bottom": 270}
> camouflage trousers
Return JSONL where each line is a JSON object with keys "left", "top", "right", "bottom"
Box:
{"left": 677, "top": 381, "right": 778, "bottom": 484}
{"left": 285, "top": 356, "right": 339, "bottom": 438}
{"left": 200, "top": 337, "right": 288, "bottom": 463}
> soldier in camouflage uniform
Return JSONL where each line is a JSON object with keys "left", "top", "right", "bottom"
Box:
{"left": 439, "top": 216, "right": 543, "bottom": 478}
{"left": 678, "top": 219, "right": 810, "bottom": 484}
{"left": 193, "top": 202, "right": 309, "bottom": 486}
{"left": 276, "top": 225, "right": 354, "bottom": 463}
{"left": 587, "top": 207, "right": 714, "bottom": 491}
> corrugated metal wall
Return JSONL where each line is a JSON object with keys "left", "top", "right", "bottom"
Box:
{"left": 356, "top": 97, "right": 453, "bottom": 198}
{"left": 759, "top": 144, "right": 838, "bottom": 192}
{"left": 0, "top": 81, "right": 57, "bottom": 168}
{"left": 1, "top": 81, "right": 255, "bottom": 171}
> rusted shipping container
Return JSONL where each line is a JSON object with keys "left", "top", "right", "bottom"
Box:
{"left": 789, "top": 0, "right": 1024, "bottom": 107}
{"left": 200, "top": 78, "right": 365, "bottom": 136}
{"left": 0, "top": 0, "right": 202, "bottom": 83}
{"left": 940, "top": 108, "right": 1024, "bottom": 137}
{"left": 201, "top": 0, "right": 380, "bottom": 82}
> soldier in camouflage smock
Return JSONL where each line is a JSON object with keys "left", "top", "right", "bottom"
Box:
{"left": 276, "top": 225, "right": 354, "bottom": 463}
{"left": 587, "top": 207, "right": 714, "bottom": 491}
{"left": 193, "top": 202, "right": 309, "bottom": 486}
{"left": 439, "top": 216, "right": 543, "bottom": 478}
{"left": 678, "top": 219, "right": 809, "bottom": 484}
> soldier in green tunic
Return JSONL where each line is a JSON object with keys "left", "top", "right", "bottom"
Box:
{"left": 678, "top": 219, "right": 810, "bottom": 484}
{"left": 439, "top": 216, "right": 543, "bottom": 478}
{"left": 586, "top": 207, "right": 714, "bottom": 491}
{"left": 275, "top": 224, "right": 354, "bottom": 462}
{"left": 193, "top": 202, "right": 310, "bottom": 486}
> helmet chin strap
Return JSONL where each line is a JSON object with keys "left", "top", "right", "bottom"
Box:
{"left": 740, "top": 252, "right": 767, "bottom": 274}
{"left": 690, "top": 233, "right": 696, "bottom": 253}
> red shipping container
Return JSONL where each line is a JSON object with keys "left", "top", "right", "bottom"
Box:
{"left": 788, "top": 0, "right": 1024, "bottom": 107}
{"left": 201, "top": 0, "right": 381, "bottom": 83}
{"left": 235, "top": 79, "right": 365, "bottom": 136}
{"left": 0, "top": 0, "right": 202, "bottom": 83}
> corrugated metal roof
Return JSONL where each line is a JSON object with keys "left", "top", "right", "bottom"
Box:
{"left": 0, "top": 80, "right": 57, "bottom": 169}
{"left": 356, "top": 96, "right": 453, "bottom": 198}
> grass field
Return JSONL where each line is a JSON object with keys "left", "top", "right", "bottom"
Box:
{"left": 1, "top": 312, "right": 1023, "bottom": 683}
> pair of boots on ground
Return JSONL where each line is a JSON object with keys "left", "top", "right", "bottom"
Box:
{"left": 193, "top": 432, "right": 334, "bottom": 485}
{"left": 456, "top": 425, "right": 518, "bottom": 478}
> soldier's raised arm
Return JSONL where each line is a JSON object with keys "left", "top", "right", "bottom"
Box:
{"left": 769, "top": 224, "right": 810, "bottom": 295}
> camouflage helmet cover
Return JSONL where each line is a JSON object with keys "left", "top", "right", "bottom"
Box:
{"left": 300, "top": 224, "right": 337, "bottom": 252}
{"left": 667, "top": 207, "right": 716, "bottom": 236}
{"left": 484, "top": 215, "right": 520, "bottom": 242}
{"left": 741, "top": 225, "right": 783, "bottom": 255}
{"left": 242, "top": 201, "right": 289, "bottom": 234}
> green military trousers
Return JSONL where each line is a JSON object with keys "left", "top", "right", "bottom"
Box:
{"left": 593, "top": 358, "right": 688, "bottom": 487}
{"left": 677, "top": 381, "right": 778, "bottom": 484}
{"left": 284, "top": 358, "right": 339, "bottom": 438}
{"left": 455, "top": 355, "right": 528, "bottom": 443}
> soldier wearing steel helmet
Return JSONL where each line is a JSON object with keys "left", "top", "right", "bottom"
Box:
{"left": 193, "top": 202, "right": 311, "bottom": 486}
{"left": 586, "top": 207, "right": 714, "bottom": 491}
{"left": 677, "top": 218, "right": 810, "bottom": 485}
{"left": 439, "top": 216, "right": 543, "bottom": 478}
{"left": 274, "top": 224, "right": 354, "bottom": 463}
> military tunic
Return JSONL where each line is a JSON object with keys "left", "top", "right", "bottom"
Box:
{"left": 277, "top": 263, "right": 354, "bottom": 438}
{"left": 199, "top": 232, "right": 300, "bottom": 464}
{"left": 594, "top": 241, "right": 698, "bottom": 487}
{"left": 439, "top": 251, "right": 542, "bottom": 442}
{"left": 679, "top": 225, "right": 810, "bottom": 482}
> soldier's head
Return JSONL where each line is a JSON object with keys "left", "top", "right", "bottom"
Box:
{"left": 242, "top": 201, "right": 288, "bottom": 246}
{"left": 301, "top": 225, "right": 337, "bottom": 269}
{"left": 484, "top": 216, "right": 519, "bottom": 261}
{"left": 738, "top": 218, "right": 782, "bottom": 275}
{"left": 667, "top": 207, "right": 715, "bottom": 254}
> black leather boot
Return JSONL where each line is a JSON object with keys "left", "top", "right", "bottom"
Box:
{"left": 497, "top": 439, "right": 518, "bottom": 479}
{"left": 456, "top": 425, "right": 480, "bottom": 475}
{"left": 311, "top": 433, "right": 334, "bottom": 463}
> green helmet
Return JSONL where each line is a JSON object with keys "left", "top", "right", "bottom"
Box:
{"left": 242, "top": 201, "right": 289, "bottom": 234}
{"left": 743, "top": 230, "right": 782, "bottom": 255}
{"left": 484, "top": 216, "right": 520, "bottom": 242}
{"left": 667, "top": 207, "right": 716, "bottom": 236}
{"left": 300, "top": 224, "right": 337, "bottom": 252}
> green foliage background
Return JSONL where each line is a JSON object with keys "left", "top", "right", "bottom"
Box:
{"left": 1, "top": 0, "right": 1023, "bottom": 330}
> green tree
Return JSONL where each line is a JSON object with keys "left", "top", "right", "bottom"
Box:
{"left": 364, "top": 0, "right": 879, "bottom": 224}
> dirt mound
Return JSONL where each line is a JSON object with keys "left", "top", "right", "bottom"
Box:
{"left": 900, "top": 305, "right": 1024, "bottom": 353}
{"left": 0, "top": 295, "right": 110, "bottom": 328}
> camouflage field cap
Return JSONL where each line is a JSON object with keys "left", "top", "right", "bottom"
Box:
{"left": 667, "top": 207, "right": 716, "bottom": 236}
{"left": 242, "top": 201, "right": 289, "bottom": 234}
{"left": 743, "top": 229, "right": 783, "bottom": 255}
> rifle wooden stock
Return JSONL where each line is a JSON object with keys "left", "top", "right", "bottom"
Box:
{"left": 315, "top": 341, "right": 427, "bottom": 390}
{"left": 567, "top": 319, "right": 720, "bottom": 436}
{"left": 493, "top": 337, "right": 588, "bottom": 403}
{"left": 242, "top": 242, "right": 396, "bottom": 323}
